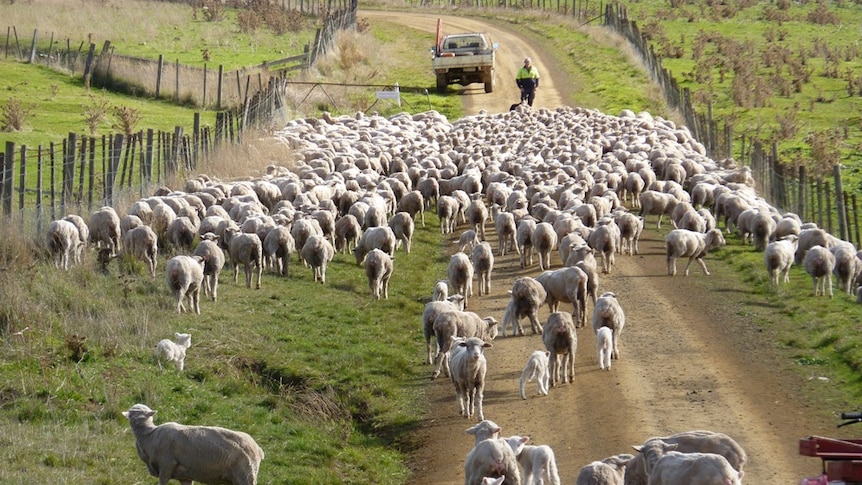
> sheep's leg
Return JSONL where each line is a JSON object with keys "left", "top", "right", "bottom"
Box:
{"left": 667, "top": 255, "right": 676, "bottom": 276}
{"left": 475, "top": 382, "right": 485, "bottom": 421}
{"left": 693, "top": 256, "right": 710, "bottom": 276}
{"left": 529, "top": 313, "right": 543, "bottom": 335}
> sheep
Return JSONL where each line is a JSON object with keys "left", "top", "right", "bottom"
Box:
{"left": 364, "top": 248, "right": 393, "bottom": 300}
{"left": 575, "top": 454, "right": 633, "bottom": 485}
{"left": 432, "top": 279, "right": 449, "bottom": 302}
{"left": 472, "top": 242, "right": 495, "bottom": 297}
{"left": 156, "top": 332, "right": 192, "bottom": 371}
{"left": 422, "top": 295, "right": 466, "bottom": 365}
{"left": 795, "top": 227, "right": 831, "bottom": 264}
{"left": 291, "top": 217, "right": 323, "bottom": 263}
{"left": 592, "top": 292, "right": 625, "bottom": 360}
{"left": 193, "top": 236, "right": 225, "bottom": 301}
{"left": 464, "top": 437, "right": 525, "bottom": 485}
{"left": 262, "top": 225, "right": 295, "bottom": 277}
{"left": 831, "top": 243, "right": 861, "bottom": 295}
{"left": 588, "top": 220, "right": 619, "bottom": 274}
{"left": 46, "top": 219, "right": 81, "bottom": 270}
{"left": 501, "top": 277, "right": 547, "bottom": 337}
{"left": 123, "top": 403, "right": 264, "bottom": 485}
{"left": 353, "top": 226, "right": 397, "bottom": 265}
{"left": 803, "top": 244, "right": 835, "bottom": 298}
{"left": 62, "top": 214, "right": 89, "bottom": 264}
{"left": 633, "top": 439, "right": 743, "bottom": 485}
{"left": 468, "top": 198, "right": 490, "bottom": 241}
{"left": 517, "top": 217, "right": 537, "bottom": 268}
{"left": 638, "top": 190, "right": 679, "bottom": 228}
{"left": 458, "top": 229, "right": 481, "bottom": 253}
{"left": 334, "top": 214, "right": 362, "bottom": 254}
{"left": 543, "top": 312, "right": 577, "bottom": 386}
{"left": 625, "top": 430, "right": 748, "bottom": 485}
{"left": 535, "top": 266, "right": 588, "bottom": 327}
{"left": 596, "top": 325, "right": 614, "bottom": 371}
{"left": 388, "top": 211, "right": 415, "bottom": 254}
{"left": 504, "top": 436, "right": 561, "bottom": 485}
{"left": 764, "top": 235, "right": 798, "bottom": 286}
{"left": 165, "top": 255, "right": 205, "bottom": 314}
{"left": 449, "top": 251, "right": 475, "bottom": 308}
{"left": 466, "top": 419, "right": 502, "bottom": 446}
{"left": 531, "top": 222, "right": 558, "bottom": 271}
{"left": 301, "top": 234, "right": 335, "bottom": 284}
{"left": 396, "top": 190, "right": 425, "bottom": 227}
{"left": 495, "top": 211, "right": 519, "bottom": 256}
{"left": 615, "top": 211, "right": 644, "bottom": 256}
{"left": 449, "top": 336, "right": 492, "bottom": 421}
{"left": 481, "top": 477, "right": 505, "bottom": 485}
{"left": 229, "top": 232, "right": 264, "bottom": 289}
{"left": 438, "top": 195, "right": 460, "bottom": 234}
{"left": 89, "top": 206, "right": 122, "bottom": 256}
{"left": 123, "top": 225, "right": 159, "bottom": 278}
{"left": 518, "top": 350, "right": 550, "bottom": 399}
{"left": 664, "top": 228, "right": 727, "bottom": 276}
{"left": 431, "top": 310, "right": 498, "bottom": 380}
{"left": 165, "top": 216, "right": 197, "bottom": 253}
{"left": 750, "top": 210, "right": 777, "bottom": 251}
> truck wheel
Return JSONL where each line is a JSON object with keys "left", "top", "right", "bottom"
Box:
{"left": 484, "top": 74, "right": 494, "bottom": 94}
{"left": 436, "top": 74, "right": 447, "bottom": 94}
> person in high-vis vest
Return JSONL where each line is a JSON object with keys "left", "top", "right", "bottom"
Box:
{"left": 515, "top": 57, "right": 540, "bottom": 107}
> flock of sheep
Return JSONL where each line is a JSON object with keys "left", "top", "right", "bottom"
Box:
{"left": 40, "top": 101, "right": 862, "bottom": 484}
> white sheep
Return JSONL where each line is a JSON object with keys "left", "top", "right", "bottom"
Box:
{"left": 516, "top": 217, "right": 537, "bottom": 268}
{"left": 615, "top": 211, "right": 644, "bottom": 256}
{"left": 664, "top": 228, "right": 726, "bottom": 276}
{"left": 422, "top": 296, "right": 466, "bottom": 365}
{"left": 795, "top": 227, "right": 831, "bottom": 265}
{"left": 467, "top": 197, "right": 490, "bottom": 241}
{"left": 301, "top": 234, "right": 335, "bottom": 284}
{"left": 262, "top": 225, "right": 295, "bottom": 277}
{"left": 464, "top": 437, "right": 526, "bottom": 485}
{"left": 763, "top": 235, "right": 798, "bottom": 286}
{"left": 353, "top": 225, "right": 397, "bottom": 265}
{"left": 504, "top": 436, "right": 561, "bottom": 485}
{"left": 458, "top": 229, "right": 481, "bottom": 253}
{"left": 396, "top": 190, "right": 425, "bottom": 227}
{"left": 592, "top": 292, "right": 625, "bottom": 360}
{"left": 123, "top": 225, "right": 159, "bottom": 278}
{"left": 495, "top": 211, "right": 520, "bottom": 256}
{"left": 633, "top": 439, "right": 743, "bottom": 485}
{"left": 193, "top": 236, "right": 225, "bottom": 301}
{"left": 166, "top": 255, "right": 205, "bottom": 314}
{"left": 518, "top": 350, "right": 550, "bottom": 399}
{"left": 535, "top": 266, "right": 588, "bottom": 327}
{"left": 46, "top": 219, "right": 81, "bottom": 270}
{"left": 472, "top": 242, "right": 495, "bottom": 297}
{"left": 123, "top": 403, "right": 264, "bottom": 485}
{"left": 626, "top": 430, "right": 748, "bottom": 485}
{"left": 431, "top": 310, "right": 498, "bottom": 380}
{"left": 449, "top": 336, "right": 492, "bottom": 421}
{"left": 803, "top": 244, "right": 835, "bottom": 298}
{"left": 156, "top": 332, "right": 192, "bottom": 371}
{"left": 333, "top": 214, "right": 362, "bottom": 254}
{"left": 831, "top": 243, "right": 861, "bottom": 295}
{"left": 531, "top": 222, "right": 558, "bottom": 271}
{"left": 466, "top": 419, "right": 502, "bottom": 446}
{"left": 432, "top": 280, "right": 449, "bottom": 302}
{"left": 388, "top": 211, "right": 415, "bottom": 254}
{"left": 165, "top": 216, "right": 198, "bottom": 253}
{"left": 596, "top": 326, "right": 613, "bottom": 371}
{"left": 229, "top": 232, "right": 264, "bottom": 289}
{"left": 89, "top": 206, "right": 122, "bottom": 256}
{"left": 364, "top": 248, "right": 393, "bottom": 300}
{"left": 543, "top": 312, "right": 576, "bottom": 386}
{"left": 575, "top": 454, "right": 633, "bottom": 485}
{"left": 449, "top": 251, "right": 475, "bottom": 308}
{"left": 638, "top": 190, "right": 679, "bottom": 228}
{"left": 501, "top": 277, "right": 547, "bottom": 337}
{"left": 62, "top": 214, "right": 89, "bottom": 264}
{"left": 588, "top": 220, "right": 619, "bottom": 274}
{"left": 438, "top": 195, "right": 460, "bottom": 234}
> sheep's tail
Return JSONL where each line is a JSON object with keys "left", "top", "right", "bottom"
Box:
{"left": 548, "top": 455, "right": 561, "bottom": 485}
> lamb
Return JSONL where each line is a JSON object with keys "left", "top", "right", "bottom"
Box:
{"left": 449, "top": 336, "right": 492, "bottom": 421}
{"left": 123, "top": 403, "right": 264, "bottom": 485}
{"left": 62, "top": 214, "right": 89, "bottom": 264}
{"left": 504, "top": 436, "right": 561, "bottom": 485}
{"left": 664, "top": 228, "right": 727, "bottom": 276}
{"left": 633, "top": 439, "right": 743, "bottom": 485}
{"left": 495, "top": 211, "right": 520, "bottom": 256}
{"left": 625, "top": 430, "right": 748, "bottom": 485}
{"left": 501, "top": 277, "right": 547, "bottom": 336}
{"left": 301, "top": 234, "right": 335, "bottom": 284}
{"left": 229, "top": 232, "right": 263, "bottom": 289}
{"left": 89, "top": 206, "right": 122, "bottom": 256}
{"left": 166, "top": 255, "right": 205, "bottom": 314}
{"left": 764, "top": 235, "right": 798, "bottom": 286}
{"left": 388, "top": 211, "right": 415, "bottom": 254}
{"left": 432, "top": 280, "right": 449, "bottom": 302}
{"left": 449, "top": 251, "right": 475, "bottom": 308}
{"left": 46, "top": 219, "right": 81, "bottom": 270}
{"left": 464, "top": 437, "right": 525, "bottom": 485}
{"left": 543, "top": 312, "right": 577, "bottom": 386}
{"left": 364, "top": 248, "right": 393, "bottom": 300}
{"left": 592, "top": 292, "right": 625, "bottom": 360}
{"left": 458, "top": 229, "right": 481, "bottom": 253}
{"left": 597, "top": 326, "right": 613, "bottom": 370}
{"left": 803, "top": 244, "right": 835, "bottom": 298}
{"left": 353, "top": 226, "right": 397, "bottom": 265}
{"left": 518, "top": 350, "right": 551, "bottom": 399}
{"left": 466, "top": 419, "right": 502, "bottom": 446}
{"left": 123, "top": 225, "right": 159, "bottom": 278}
{"left": 638, "top": 190, "right": 679, "bottom": 228}
{"left": 156, "top": 332, "right": 192, "bottom": 371}
{"left": 422, "top": 295, "right": 466, "bottom": 365}
{"left": 472, "top": 242, "right": 495, "bottom": 296}
{"left": 262, "top": 225, "right": 295, "bottom": 277}
{"left": 333, "top": 214, "right": 362, "bottom": 254}
{"left": 193, "top": 235, "right": 226, "bottom": 301}
{"left": 431, "top": 310, "right": 498, "bottom": 380}
{"left": 575, "top": 454, "right": 633, "bottom": 485}
{"left": 535, "top": 266, "right": 588, "bottom": 327}
{"left": 531, "top": 222, "right": 558, "bottom": 271}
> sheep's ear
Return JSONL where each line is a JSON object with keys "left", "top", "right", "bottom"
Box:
{"left": 122, "top": 411, "right": 129, "bottom": 418}
{"left": 482, "top": 343, "right": 493, "bottom": 349}
{"left": 543, "top": 351, "right": 550, "bottom": 357}
{"left": 175, "top": 332, "right": 182, "bottom": 339}
{"left": 632, "top": 445, "right": 642, "bottom": 452}
{"left": 521, "top": 436, "right": 530, "bottom": 444}
{"left": 147, "top": 410, "right": 157, "bottom": 418}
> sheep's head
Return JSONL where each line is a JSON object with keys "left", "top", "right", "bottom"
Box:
{"left": 123, "top": 403, "right": 157, "bottom": 423}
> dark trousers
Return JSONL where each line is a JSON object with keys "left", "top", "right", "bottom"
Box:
{"left": 520, "top": 87, "right": 536, "bottom": 106}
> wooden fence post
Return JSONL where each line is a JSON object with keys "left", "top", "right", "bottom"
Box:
{"left": 2, "top": 142, "right": 13, "bottom": 216}
{"left": 62, "top": 133, "right": 77, "bottom": 214}
{"left": 49, "top": 142, "right": 56, "bottom": 220}
{"left": 36, "top": 146, "right": 44, "bottom": 236}
{"left": 82, "top": 43, "right": 96, "bottom": 90}
{"left": 107, "top": 133, "right": 124, "bottom": 206}
{"left": 145, "top": 129, "right": 154, "bottom": 183}
{"left": 28, "top": 29, "right": 37, "bottom": 63}
{"left": 825, "top": 181, "right": 833, "bottom": 234}
{"left": 797, "top": 166, "right": 806, "bottom": 220}
{"left": 193, "top": 113, "right": 200, "bottom": 169}
{"left": 175, "top": 58, "right": 180, "bottom": 104}
{"left": 156, "top": 54, "right": 164, "bottom": 99}
{"left": 853, "top": 194, "right": 860, "bottom": 250}
{"left": 217, "top": 64, "right": 224, "bottom": 109}
{"left": 18, "top": 145, "right": 26, "bottom": 212}
{"left": 834, "top": 165, "right": 847, "bottom": 241}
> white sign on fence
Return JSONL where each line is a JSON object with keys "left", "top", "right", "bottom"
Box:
{"left": 376, "top": 83, "right": 401, "bottom": 107}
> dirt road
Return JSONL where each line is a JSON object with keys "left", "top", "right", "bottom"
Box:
{"left": 362, "top": 10, "right": 837, "bottom": 484}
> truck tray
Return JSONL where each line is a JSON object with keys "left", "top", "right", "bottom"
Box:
{"left": 800, "top": 436, "right": 862, "bottom": 459}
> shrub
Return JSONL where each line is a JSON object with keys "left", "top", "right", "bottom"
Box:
{"left": 112, "top": 105, "right": 142, "bottom": 136}
{"left": 1, "top": 97, "right": 35, "bottom": 132}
